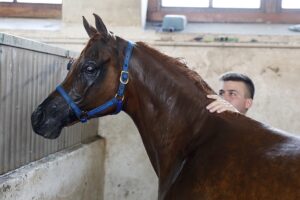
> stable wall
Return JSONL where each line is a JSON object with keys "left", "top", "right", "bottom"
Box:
{"left": 0, "top": 138, "right": 105, "bottom": 200}
{"left": 0, "top": 31, "right": 104, "bottom": 200}
{"left": 155, "top": 42, "right": 300, "bottom": 134}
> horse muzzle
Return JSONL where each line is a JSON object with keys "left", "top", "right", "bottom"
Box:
{"left": 31, "top": 104, "right": 65, "bottom": 139}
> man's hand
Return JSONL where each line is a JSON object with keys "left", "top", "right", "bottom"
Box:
{"left": 206, "top": 94, "right": 239, "bottom": 113}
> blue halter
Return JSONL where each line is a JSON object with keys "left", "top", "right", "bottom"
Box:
{"left": 56, "top": 41, "right": 134, "bottom": 123}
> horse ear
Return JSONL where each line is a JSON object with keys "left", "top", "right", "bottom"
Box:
{"left": 82, "top": 16, "right": 98, "bottom": 38}
{"left": 93, "top": 13, "right": 108, "bottom": 37}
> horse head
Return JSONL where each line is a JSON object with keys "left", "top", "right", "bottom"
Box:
{"left": 31, "top": 14, "right": 132, "bottom": 139}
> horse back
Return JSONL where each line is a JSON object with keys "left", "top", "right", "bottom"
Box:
{"left": 164, "top": 113, "right": 300, "bottom": 200}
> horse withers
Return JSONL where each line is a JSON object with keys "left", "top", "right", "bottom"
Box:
{"left": 31, "top": 14, "right": 300, "bottom": 200}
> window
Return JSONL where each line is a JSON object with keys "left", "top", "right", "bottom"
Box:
{"left": 0, "top": 0, "right": 62, "bottom": 18}
{"left": 162, "top": 0, "right": 209, "bottom": 8}
{"left": 282, "top": 0, "right": 300, "bottom": 9}
{"left": 17, "top": 0, "right": 61, "bottom": 3}
{"left": 0, "top": 0, "right": 62, "bottom": 3}
{"left": 161, "top": 0, "right": 261, "bottom": 9}
{"left": 148, "top": 0, "right": 300, "bottom": 23}
{"left": 212, "top": 0, "right": 261, "bottom": 9}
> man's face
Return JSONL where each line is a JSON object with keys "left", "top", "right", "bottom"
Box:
{"left": 219, "top": 80, "right": 253, "bottom": 114}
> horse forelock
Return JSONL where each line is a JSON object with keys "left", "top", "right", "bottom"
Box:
{"left": 79, "top": 33, "right": 118, "bottom": 61}
{"left": 135, "top": 42, "right": 214, "bottom": 95}
{"left": 82, "top": 34, "right": 102, "bottom": 53}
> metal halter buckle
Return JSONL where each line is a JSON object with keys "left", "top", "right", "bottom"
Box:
{"left": 120, "top": 71, "right": 129, "bottom": 84}
{"left": 79, "top": 111, "right": 88, "bottom": 123}
{"left": 115, "top": 94, "right": 125, "bottom": 101}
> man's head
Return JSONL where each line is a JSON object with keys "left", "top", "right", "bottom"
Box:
{"left": 218, "top": 72, "right": 255, "bottom": 114}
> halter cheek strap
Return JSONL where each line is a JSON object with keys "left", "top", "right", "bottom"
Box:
{"left": 56, "top": 41, "right": 134, "bottom": 123}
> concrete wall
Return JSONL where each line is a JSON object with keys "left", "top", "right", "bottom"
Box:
{"left": 62, "top": 0, "right": 143, "bottom": 26}
{"left": 155, "top": 43, "right": 300, "bottom": 134}
{"left": 99, "top": 113, "right": 158, "bottom": 200}
{"left": 0, "top": 138, "right": 105, "bottom": 200}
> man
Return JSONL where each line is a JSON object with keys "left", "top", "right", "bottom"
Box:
{"left": 206, "top": 72, "right": 255, "bottom": 115}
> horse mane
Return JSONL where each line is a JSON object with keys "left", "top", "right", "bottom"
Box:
{"left": 136, "top": 42, "right": 215, "bottom": 95}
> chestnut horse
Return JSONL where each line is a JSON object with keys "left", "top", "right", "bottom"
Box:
{"left": 31, "top": 14, "right": 300, "bottom": 200}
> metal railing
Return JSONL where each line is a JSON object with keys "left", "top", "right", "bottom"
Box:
{"left": 0, "top": 33, "right": 98, "bottom": 175}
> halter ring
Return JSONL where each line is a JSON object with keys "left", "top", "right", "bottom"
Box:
{"left": 120, "top": 71, "right": 129, "bottom": 84}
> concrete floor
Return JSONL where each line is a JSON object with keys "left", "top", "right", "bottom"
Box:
{"left": 0, "top": 18, "right": 62, "bottom": 31}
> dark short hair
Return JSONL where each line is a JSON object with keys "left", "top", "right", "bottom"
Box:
{"left": 219, "top": 72, "right": 255, "bottom": 99}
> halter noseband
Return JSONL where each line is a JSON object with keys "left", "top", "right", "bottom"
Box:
{"left": 56, "top": 41, "right": 134, "bottom": 123}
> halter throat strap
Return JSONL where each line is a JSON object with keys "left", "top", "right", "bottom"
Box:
{"left": 56, "top": 41, "right": 134, "bottom": 123}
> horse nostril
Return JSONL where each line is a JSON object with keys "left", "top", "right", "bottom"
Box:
{"left": 51, "top": 103, "right": 57, "bottom": 110}
{"left": 32, "top": 107, "right": 45, "bottom": 127}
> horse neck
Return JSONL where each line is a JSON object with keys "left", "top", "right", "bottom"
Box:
{"left": 123, "top": 42, "right": 214, "bottom": 180}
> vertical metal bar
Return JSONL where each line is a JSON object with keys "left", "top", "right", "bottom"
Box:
{"left": 277, "top": 0, "right": 282, "bottom": 12}
{"left": 209, "top": 0, "right": 213, "bottom": 8}
{"left": 264, "top": 0, "right": 279, "bottom": 13}
{"left": 0, "top": 33, "right": 98, "bottom": 175}
{"left": 0, "top": 46, "right": 4, "bottom": 173}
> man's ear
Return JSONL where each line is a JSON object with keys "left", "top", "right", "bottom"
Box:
{"left": 83, "top": 16, "right": 98, "bottom": 38}
{"left": 245, "top": 98, "right": 253, "bottom": 109}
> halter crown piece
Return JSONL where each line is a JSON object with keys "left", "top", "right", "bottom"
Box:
{"left": 56, "top": 41, "right": 134, "bottom": 123}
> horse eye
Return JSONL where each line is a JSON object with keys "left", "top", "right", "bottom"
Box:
{"left": 84, "top": 63, "right": 97, "bottom": 74}
{"left": 87, "top": 66, "right": 94, "bottom": 72}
